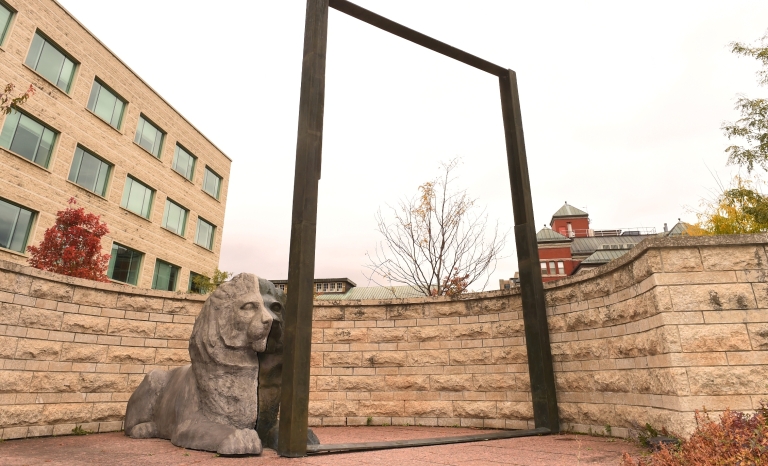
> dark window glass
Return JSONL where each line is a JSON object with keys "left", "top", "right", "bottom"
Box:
{"left": 188, "top": 272, "right": 207, "bottom": 294}
{"left": 0, "top": 198, "right": 33, "bottom": 253}
{"left": 68, "top": 146, "right": 111, "bottom": 196}
{"left": 194, "top": 217, "right": 214, "bottom": 250}
{"left": 172, "top": 145, "right": 196, "bottom": 181}
{"left": 162, "top": 199, "right": 187, "bottom": 236}
{"left": 202, "top": 167, "right": 221, "bottom": 199}
{"left": 87, "top": 80, "right": 125, "bottom": 129}
{"left": 152, "top": 259, "right": 179, "bottom": 291}
{"left": 107, "top": 243, "right": 142, "bottom": 285}
{"left": 0, "top": 3, "right": 13, "bottom": 45}
{"left": 24, "top": 32, "right": 76, "bottom": 93}
{"left": 120, "top": 176, "right": 153, "bottom": 219}
{"left": 0, "top": 110, "right": 56, "bottom": 167}
{"left": 134, "top": 115, "right": 164, "bottom": 158}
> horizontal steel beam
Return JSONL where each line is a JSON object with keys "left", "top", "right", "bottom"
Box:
{"left": 306, "top": 428, "right": 551, "bottom": 454}
{"left": 328, "top": 0, "right": 507, "bottom": 77}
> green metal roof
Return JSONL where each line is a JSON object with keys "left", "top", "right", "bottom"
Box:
{"left": 551, "top": 202, "right": 588, "bottom": 219}
{"left": 580, "top": 249, "right": 630, "bottom": 265}
{"left": 666, "top": 222, "right": 691, "bottom": 236}
{"left": 570, "top": 236, "right": 647, "bottom": 255}
{"left": 316, "top": 285, "right": 428, "bottom": 300}
{"left": 536, "top": 227, "right": 570, "bottom": 243}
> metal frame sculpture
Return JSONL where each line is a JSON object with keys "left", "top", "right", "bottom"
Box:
{"left": 279, "top": 0, "right": 558, "bottom": 457}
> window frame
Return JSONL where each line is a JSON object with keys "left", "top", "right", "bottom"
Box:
{"left": 557, "top": 261, "right": 565, "bottom": 275}
{"left": 188, "top": 271, "right": 208, "bottom": 294}
{"left": 107, "top": 242, "right": 143, "bottom": 286}
{"left": 120, "top": 175, "right": 155, "bottom": 219}
{"left": 0, "top": 197, "right": 35, "bottom": 254}
{"left": 161, "top": 198, "right": 189, "bottom": 237}
{"left": 152, "top": 259, "right": 180, "bottom": 291}
{"left": 172, "top": 144, "right": 197, "bottom": 181}
{"left": 0, "top": 108, "right": 58, "bottom": 169}
{"left": 24, "top": 30, "right": 78, "bottom": 93}
{"left": 202, "top": 166, "right": 222, "bottom": 200}
{"left": 540, "top": 262, "right": 548, "bottom": 275}
{"left": 67, "top": 145, "right": 112, "bottom": 197}
{"left": 0, "top": 1, "right": 16, "bottom": 47}
{"left": 86, "top": 78, "right": 127, "bottom": 130}
{"left": 134, "top": 114, "right": 165, "bottom": 159}
{"left": 194, "top": 216, "right": 215, "bottom": 250}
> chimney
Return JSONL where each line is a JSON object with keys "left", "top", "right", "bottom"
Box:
{"left": 663, "top": 223, "right": 668, "bottom": 233}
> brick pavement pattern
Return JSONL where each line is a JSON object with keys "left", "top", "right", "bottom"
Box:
{"left": 0, "top": 427, "right": 642, "bottom": 465}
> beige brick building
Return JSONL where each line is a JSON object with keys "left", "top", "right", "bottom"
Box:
{"left": 0, "top": 0, "right": 231, "bottom": 290}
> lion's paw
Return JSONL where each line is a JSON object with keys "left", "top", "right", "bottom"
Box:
{"left": 128, "top": 422, "right": 158, "bottom": 439}
{"left": 217, "top": 428, "right": 262, "bottom": 456}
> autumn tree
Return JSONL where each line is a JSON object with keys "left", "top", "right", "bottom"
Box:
{"left": 1, "top": 83, "right": 34, "bottom": 115}
{"left": 27, "top": 198, "right": 111, "bottom": 282}
{"left": 690, "top": 175, "right": 768, "bottom": 235}
{"left": 190, "top": 268, "right": 232, "bottom": 294}
{"left": 366, "top": 159, "right": 506, "bottom": 297}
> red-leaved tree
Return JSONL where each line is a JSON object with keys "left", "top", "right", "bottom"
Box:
{"left": 28, "top": 198, "right": 111, "bottom": 282}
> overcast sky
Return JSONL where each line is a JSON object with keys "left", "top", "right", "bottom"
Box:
{"left": 59, "top": 0, "right": 768, "bottom": 288}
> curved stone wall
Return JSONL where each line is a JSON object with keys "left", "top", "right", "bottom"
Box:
{"left": 1, "top": 234, "right": 767, "bottom": 440}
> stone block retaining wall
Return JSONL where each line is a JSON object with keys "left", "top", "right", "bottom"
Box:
{"left": 1, "top": 235, "right": 767, "bottom": 439}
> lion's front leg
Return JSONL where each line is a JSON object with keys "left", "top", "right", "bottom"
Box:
{"left": 172, "top": 415, "right": 262, "bottom": 455}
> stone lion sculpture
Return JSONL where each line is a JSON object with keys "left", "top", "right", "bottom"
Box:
{"left": 124, "top": 274, "right": 308, "bottom": 455}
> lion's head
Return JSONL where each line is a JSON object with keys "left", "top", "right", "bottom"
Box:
{"left": 189, "top": 273, "right": 284, "bottom": 367}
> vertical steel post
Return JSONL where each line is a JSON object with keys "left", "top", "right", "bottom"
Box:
{"left": 278, "top": 0, "right": 329, "bottom": 457}
{"left": 498, "top": 69, "right": 559, "bottom": 432}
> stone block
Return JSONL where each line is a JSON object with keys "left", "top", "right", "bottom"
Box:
{"left": 0, "top": 270, "right": 32, "bottom": 295}
{"left": 468, "top": 297, "right": 510, "bottom": 316}
{"left": 492, "top": 320, "right": 524, "bottom": 338}
{"left": 79, "top": 373, "right": 129, "bottom": 392}
{"left": 338, "top": 376, "right": 384, "bottom": 391}
{"left": 0, "top": 370, "right": 33, "bottom": 393}
{"left": 72, "top": 288, "right": 117, "bottom": 308}
{"left": 688, "top": 366, "right": 768, "bottom": 395}
{"left": 0, "top": 302, "right": 21, "bottom": 325}
{"left": 324, "top": 352, "right": 362, "bottom": 367}
{"left": 18, "top": 307, "right": 62, "bottom": 330}
{"left": 29, "top": 279, "right": 74, "bottom": 302}
{"left": 678, "top": 324, "right": 751, "bottom": 352}
{"left": 701, "top": 246, "right": 766, "bottom": 271}
{"left": 367, "top": 328, "right": 407, "bottom": 343}
{"left": 670, "top": 284, "right": 756, "bottom": 311}
{"left": 497, "top": 402, "right": 533, "bottom": 419}
{"left": 453, "top": 401, "right": 496, "bottom": 418}
{"left": 14, "top": 339, "right": 61, "bottom": 360}
{"left": 357, "top": 401, "right": 405, "bottom": 416}
{"left": 427, "top": 301, "right": 468, "bottom": 318}
{"left": 99, "top": 421, "right": 124, "bottom": 432}
{"left": 343, "top": 305, "right": 386, "bottom": 320}
{"left": 748, "top": 323, "right": 768, "bottom": 350}
{"left": 473, "top": 374, "right": 517, "bottom": 391}
{"left": 162, "top": 299, "right": 202, "bottom": 316}
{"left": 92, "top": 402, "right": 127, "bottom": 421}
{"left": 312, "top": 307, "right": 344, "bottom": 321}
{"left": 106, "top": 346, "right": 156, "bottom": 364}
{"left": 331, "top": 400, "right": 360, "bottom": 417}
{"left": 154, "top": 322, "right": 193, "bottom": 340}
{"left": 61, "top": 314, "right": 109, "bottom": 336}
{"left": 546, "top": 286, "right": 580, "bottom": 307}
{"left": 41, "top": 403, "right": 93, "bottom": 424}
{"left": 386, "top": 304, "right": 424, "bottom": 320}
{"left": 362, "top": 351, "right": 407, "bottom": 367}
{"left": 404, "top": 401, "right": 453, "bottom": 417}
{"left": 430, "top": 375, "right": 473, "bottom": 391}
{"left": 107, "top": 319, "right": 156, "bottom": 337}
{"left": 754, "top": 283, "right": 768, "bottom": 309}
{"left": 154, "top": 349, "right": 190, "bottom": 365}
{"left": 29, "top": 372, "right": 81, "bottom": 393}
{"left": 449, "top": 348, "right": 491, "bottom": 365}
{"left": 323, "top": 328, "right": 368, "bottom": 343}
{"left": 27, "top": 425, "right": 54, "bottom": 437}
{"left": 661, "top": 248, "right": 703, "bottom": 272}
{"left": 450, "top": 323, "right": 492, "bottom": 340}
{"left": 407, "top": 326, "right": 450, "bottom": 342}
{"left": 115, "top": 294, "right": 164, "bottom": 313}
{"left": 407, "top": 350, "right": 449, "bottom": 366}
{"left": 384, "top": 375, "right": 430, "bottom": 391}
{"left": 580, "top": 277, "right": 612, "bottom": 300}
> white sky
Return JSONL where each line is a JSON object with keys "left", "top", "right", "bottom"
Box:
{"left": 59, "top": 0, "right": 768, "bottom": 288}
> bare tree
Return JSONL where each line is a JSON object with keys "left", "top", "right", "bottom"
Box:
{"left": 365, "top": 159, "right": 506, "bottom": 297}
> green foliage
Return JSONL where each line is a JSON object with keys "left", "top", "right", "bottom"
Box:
{"left": 190, "top": 268, "right": 232, "bottom": 294}
{"left": 366, "top": 416, "right": 373, "bottom": 426}
{"left": 722, "top": 32, "right": 768, "bottom": 172}
{"left": 636, "top": 423, "right": 663, "bottom": 447}
{"left": 71, "top": 424, "right": 91, "bottom": 435}
{"left": 0, "top": 83, "right": 34, "bottom": 115}
{"left": 690, "top": 176, "right": 768, "bottom": 235}
{"left": 605, "top": 424, "right": 612, "bottom": 437}
{"left": 622, "top": 404, "right": 768, "bottom": 465}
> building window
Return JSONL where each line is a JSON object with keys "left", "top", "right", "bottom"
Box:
{"left": 134, "top": 115, "right": 164, "bottom": 158}
{"left": 548, "top": 261, "right": 555, "bottom": 275}
{"left": 152, "top": 259, "right": 179, "bottom": 291}
{"left": 194, "top": 217, "right": 215, "bottom": 250}
{"left": 87, "top": 80, "right": 125, "bottom": 129}
{"left": 120, "top": 176, "right": 154, "bottom": 219}
{"left": 162, "top": 199, "right": 188, "bottom": 236}
{"left": 68, "top": 146, "right": 111, "bottom": 196}
{"left": 0, "top": 198, "right": 34, "bottom": 253}
{"left": 0, "top": 110, "right": 56, "bottom": 168}
{"left": 540, "top": 262, "right": 547, "bottom": 275}
{"left": 172, "top": 145, "right": 196, "bottom": 181}
{"left": 0, "top": 3, "right": 14, "bottom": 45}
{"left": 316, "top": 283, "right": 321, "bottom": 292}
{"left": 108, "top": 243, "right": 142, "bottom": 285}
{"left": 24, "top": 32, "right": 76, "bottom": 93}
{"left": 202, "top": 167, "right": 222, "bottom": 199}
{"left": 189, "top": 271, "right": 207, "bottom": 294}
{"left": 557, "top": 261, "right": 565, "bottom": 275}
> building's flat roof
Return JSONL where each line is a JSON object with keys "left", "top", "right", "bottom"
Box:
{"left": 570, "top": 235, "right": 649, "bottom": 255}
{"left": 316, "top": 285, "right": 427, "bottom": 300}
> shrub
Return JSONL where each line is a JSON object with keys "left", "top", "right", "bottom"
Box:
{"left": 27, "top": 198, "right": 110, "bottom": 282}
{"left": 622, "top": 404, "right": 768, "bottom": 465}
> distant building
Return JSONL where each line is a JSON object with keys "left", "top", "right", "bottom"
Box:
{"left": 499, "top": 273, "right": 519, "bottom": 290}
{"left": 268, "top": 278, "right": 432, "bottom": 300}
{"left": 269, "top": 278, "right": 356, "bottom": 295}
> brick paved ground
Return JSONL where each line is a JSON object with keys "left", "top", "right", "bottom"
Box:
{"left": 0, "top": 427, "right": 643, "bottom": 465}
